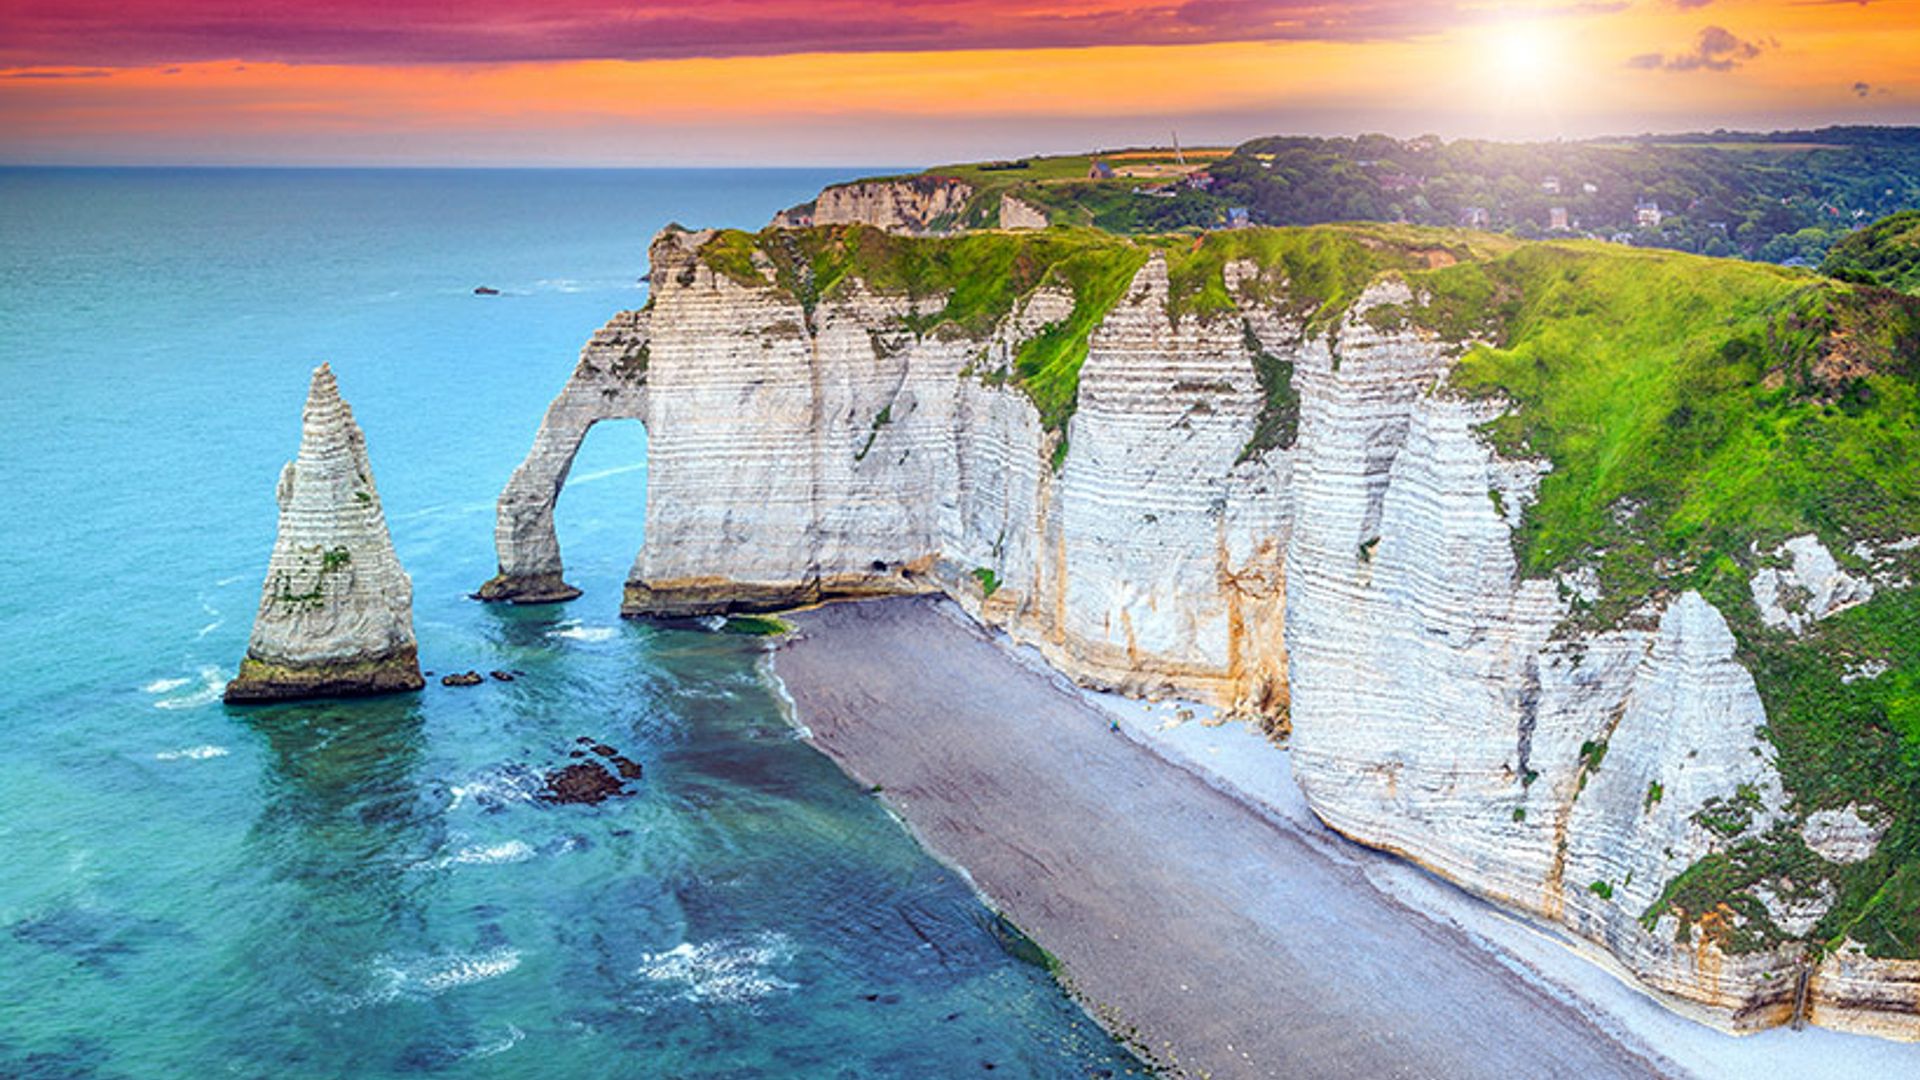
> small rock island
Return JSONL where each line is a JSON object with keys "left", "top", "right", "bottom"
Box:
{"left": 225, "top": 363, "right": 425, "bottom": 703}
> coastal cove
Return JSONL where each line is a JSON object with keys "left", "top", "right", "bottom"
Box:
{"left": 487, "top": 209, "right": 1920, "bottom": 1045}
{"left": 0, "top": 169, "right": 1137, "bottom": 1078}
{"left": 6, "top": 163, "right": 1919, "bottom": 1079}
{"left": 767, "top": 596, "right": 1920, "bottom": 1079}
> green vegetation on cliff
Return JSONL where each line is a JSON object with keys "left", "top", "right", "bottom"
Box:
{"left": 699, "top": 222, "right": 1511, "bottom": 440}
{"left": 1444, "top": 242, "right": 1920, "bottom": 958}
{"left": 697, "top": 218, "right": 1920, "bottom": 961}
{"left": 1822, "top": 210, "right": 1920, "bottom": 295}
{"left": 851, "top": 127, "right": 1920, "bottom": 268}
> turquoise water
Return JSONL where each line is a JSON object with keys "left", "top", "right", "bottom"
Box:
{"left": 0, "top": 169, "right": 1136, "bottom": 1078}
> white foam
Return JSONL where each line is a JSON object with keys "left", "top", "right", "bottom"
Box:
{"left": 333, "top": 948, "right": 524, "bottom": 1009}
{"left": 412, "top": 839, "right": 535, "bottom": 871}
{"left": 466, "top": 1024, "right": 524, "bottom": 1060}
{"left": 154, "top": 745, "right": 230, "bottom": 762}
{"left": 446, "top": 770, "right": 541, "bottom": 811}
{"left": 634, "top": 934, "right": 796, "bottom": 1005}
{"left": 143, "top": 677, "right": 190, "bottom": 694}
{"left": 552, "top": 623, "right": 617, "bottom": 643}
{"left": 153, "top": 666, "right": 225, "bottom": 710}
{"left": 195, "top": 619, "right": 223, "bottom": 639}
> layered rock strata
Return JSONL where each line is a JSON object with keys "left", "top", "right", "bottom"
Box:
{"left": 810, "top": 176, "right": 973, "bottom": 233}
{"left": 227, "top": 364, "right": 423, "bottom": 702}
{"left": 488, "top": 225, "right": 1919, "bottom": 1039}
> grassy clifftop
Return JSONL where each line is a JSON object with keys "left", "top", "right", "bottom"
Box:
{"left": 696, "top": 222, "right": 1509, "bottom": 433}
{"left": 695, "top": 220, "right": 1920, "bottom": 961}
{"left": 1823, "top": 210, "right": 1920, "bottom": 295}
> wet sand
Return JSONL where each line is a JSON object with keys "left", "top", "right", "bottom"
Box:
{"left": 771, "top": 596, "right": 1678, "bottom": 1079}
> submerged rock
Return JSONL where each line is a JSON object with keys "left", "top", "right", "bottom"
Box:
{"left": 540, "top": 762, "right": 625, "bottom": 804}
{"left": 540, "top": 738, "right": 643, "bottom": 803}
{"left": 441, "top": 671, "right": 484, "bottom": 687}
{"left": 224, "top": 364, "right": 424, "bottom": 703}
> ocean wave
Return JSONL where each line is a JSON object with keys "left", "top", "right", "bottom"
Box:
{"left": 551, "top": 623, "right": 617, "bottom": 643}
{"left": 153, "top": 666, "right": 225, "bottom": 710}
{"left": 143, "top": 677, "right": 190, "bottom": 694}
{"left": 329, "top": 947, "right": 524, "bottom": 1010}
{"left": 567, "top": 463, "right": 648, "bottom": 485}
{"left": 634, "top": 934, "right": 797, "bottom": 1005}
{"left": 533, "top": 278, "right": 632, "bottom": 295}
{"left": 154, "top": 745, "right": 229, "bottom": 762}
{"left": 467, "top": 1024, "right": 525, "bottom": 1060}
{"left": 446, "top": 767, "right": 544, "bottom": 812}
{"left": 411, "top": 839, "right": 535, "bottom": 871}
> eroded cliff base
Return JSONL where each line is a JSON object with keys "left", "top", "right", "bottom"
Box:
{"left": 223, "top": 648, "right": 425, "bottom": 704}
{"left": 621, "top": 571, "right": 935, "bottom": 619}
{"left": 475, "top": 572, "right": 583, "bottom": 604}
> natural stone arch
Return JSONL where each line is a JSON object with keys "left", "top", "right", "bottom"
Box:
{"left": 477, "top": 309, "right": 650, "bottom": 603}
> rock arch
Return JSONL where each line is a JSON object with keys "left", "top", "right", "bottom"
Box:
{"left": 477, "top": 309, "right": 651, "bottom": 603}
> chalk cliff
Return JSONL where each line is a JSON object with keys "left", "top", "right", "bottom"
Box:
{"left": 488, "top": 223, "right": 1920, "bottom": 1039}
{"left": 227, "top": 364, "right": 423, "bottom": 703}
{"left": 810, "top": 176, "right": 974, "bottom": 233}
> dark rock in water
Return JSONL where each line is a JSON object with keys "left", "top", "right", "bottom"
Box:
{"left": 11, "top": 907, "right": 184, "bottom": 976}
{"left": 540, "top": 761, "right": 625, "bottom": 804}
{"left": 442, "top": 671, "right": 484, "bottom": 687}
{"left": 539, "top": 738, "right": 643, "bottom": 803}
{"left": 473, "top": 286, "right": 500, "bottom": 296}
{"left": 488, "top": 670, "right": 515, "bottom": 682}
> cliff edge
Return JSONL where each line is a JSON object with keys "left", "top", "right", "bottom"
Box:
{"left": 226, "top": 364, "right": 423, "bottom": 703}
{"left": 489, "top": 222, "right": 1920, "bottom": 1039}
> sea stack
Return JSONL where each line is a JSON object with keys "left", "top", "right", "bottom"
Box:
{"left": 225, "top": 364, "right": 425, "bottom": 703}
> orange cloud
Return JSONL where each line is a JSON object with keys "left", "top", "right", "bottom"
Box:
{"left": 0, "top": 2, "right": 1914, "bottom": 163}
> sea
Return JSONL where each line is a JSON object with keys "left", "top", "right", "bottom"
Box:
{"left": 0, "top": 168, "right": 1137, "bottom": 1079}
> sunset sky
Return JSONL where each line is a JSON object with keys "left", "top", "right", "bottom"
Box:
{"left": 1, "top": 0, "right": 1915, "bottom": 164}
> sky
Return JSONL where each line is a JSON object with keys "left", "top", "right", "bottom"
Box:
{"left": 0, "top": 0, "right": 1915, "bottom": 165}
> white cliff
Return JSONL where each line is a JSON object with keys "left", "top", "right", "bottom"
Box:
{"left": 486, "top": 225, "right": 1920, "bottom": 1039}
{"left": 227, "top": 364, "right": 422, "bottom": 702}
{"left": 810, "top": 176, "right": 974, "bottom": 233}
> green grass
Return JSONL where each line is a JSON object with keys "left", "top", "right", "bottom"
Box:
{"left": 1442, "top": 239, "right": 1920, "bottom": 956}
{"left": 1823, "top": 210, "right": 1920, "bottom": 295}
{"left": 972, "top": 567, "right": 1001, "bottom": 598}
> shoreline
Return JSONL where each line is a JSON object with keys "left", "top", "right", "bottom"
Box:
{"left": 764, "top": 595, "right": 1915, "bottom": 1079}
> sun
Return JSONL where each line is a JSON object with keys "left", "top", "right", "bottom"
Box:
{"left": 1485, "top": 19, "right": 1560, "bottom": 85}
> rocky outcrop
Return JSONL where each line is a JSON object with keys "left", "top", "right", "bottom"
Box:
{"left": 811, "top": 176, "right": 973, "bottom": 233}
{"left": 999, "top": 193, "right": 1049, "bottom": 230}
{"left": 477, "top": 307, "right": 651, "bottom": 602}
{"left": 488, "top": 226, "right": 1920, "bottom": 1039}
{"left": 226, "top": 364, "right": 423, "bottom": 703}
{"left": 1750, "top": 533, "right": 1874, "bottom": 634}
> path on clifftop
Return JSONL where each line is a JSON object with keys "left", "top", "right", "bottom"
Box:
{"left": 775, "top": 597, "right": 1676, "bottom": 1080}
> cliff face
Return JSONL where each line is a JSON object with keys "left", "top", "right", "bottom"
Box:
{"left": 811, "top": 176, "right": 974, "bottom": 233}
{"left": 488, "top": 223, "right": 1920, "bottom": 1039}
{"left": 227, "top": 364, "right": 423, "bottom": 702}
